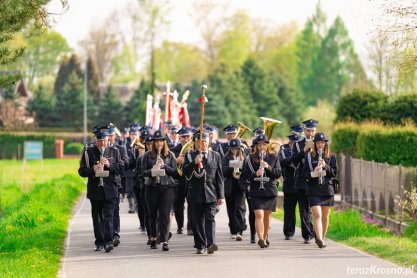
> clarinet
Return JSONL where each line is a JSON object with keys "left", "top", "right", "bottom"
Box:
{"left": 256, "top": 151, "right": 270, "bottom": 190}
{"left": 98, "top": 147, "right": 105, "bottom": 187}
{"left": 156, "top": 147, "right": 162, "bottom": 184}
{"left": 318, "top": 149, "right": 324, "bottom": 186}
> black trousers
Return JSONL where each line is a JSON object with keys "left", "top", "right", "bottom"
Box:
{"left": 133, "top": 186, "right": 145, "bottom": 229}
{"left": 139, "top": 188, "right": 150, "bottom": 237}
{"left": 113, "top": 195, "right": 120, "bottom": 239}
{"left": 246, "top": 194, "right": 256, "bottom": 236}
{"left": 174, "top": 183, "right": 187, "bottom": 229}
{"left": 189, "top": 202, "right": 217, "bottom": 250}
{"left": 90, "top": 198, "right": 116, "bottom": 246}
{"left": 283, "top": 192, "right": 297, "bottom": 237}
{"left": 146, "top": 186, "right": 174, "bottom": 242}
{"left": 225, "top": 187, "right": 245, "bottom": 235}
{"left": 297, "top": 189, "right": 314, "bottom": 240}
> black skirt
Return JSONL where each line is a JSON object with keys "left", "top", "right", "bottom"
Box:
{"left": 308, "top": 195, "right": 334, "bottom": 207}
{"left": 250, "top": 196, "right": 277, "bottom": 211}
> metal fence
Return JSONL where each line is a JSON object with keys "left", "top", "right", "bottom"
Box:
{"left": 339, "top": 154, "right": 417, "bottom": 217}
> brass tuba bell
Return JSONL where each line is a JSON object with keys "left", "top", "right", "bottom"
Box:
{"left": 176, "top": 140, "right": 194, "bottom": 176}
{"left": 260, "top": 117, "right": 282, "bottom": 154}
{"left": 234, "top": 122, "right": 252, "bottom": 139}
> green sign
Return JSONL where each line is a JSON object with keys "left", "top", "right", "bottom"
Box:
{"left": 24, "top": 141, "right": 43, "bottom": 160}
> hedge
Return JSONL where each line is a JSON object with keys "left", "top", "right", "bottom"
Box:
{"left": 332, "top": 122, "right": 417, "bottom": 166}
{"left": 0, "top": 132, "right": 84, "bottom": 159}
{"left": 64, "top": 142, "right": 84, "bottom": 155}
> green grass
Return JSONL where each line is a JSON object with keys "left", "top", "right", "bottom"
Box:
{"left": 0, "top": 174, "right": 85, "bottom": 277}
{"left": 0, "top": 159, "right": 79, "bottom": 212}
{"left": 272, "top": 208, "right": 417, "bottom": 268}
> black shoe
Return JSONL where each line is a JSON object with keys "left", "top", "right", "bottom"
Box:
{"left": 150, "top": 240, "right": 158, "bottom": 249}
{"left": 285, "top": 235, "right": 292, "bottom": 240}
{"left": 304, "top": 239, "right": 311, "bottom": 244}
{"left": 105, "top": 245, "right": 113, "bottom": 253}
{"left": 207, "top": 244, "right": 218, "bottom": 254}
{"left": 196, "top": 248, "right": 205, "bottom": 254}
{"left": 113, "top": 238, "right": 120, "bottom": 247}
{"left": 177, "top": 228, "right": 183, "bottom": 234}
{"left": 94, "top": 245, "right": 103, "bottom": 251}
{"left": 162, "top": 242, "right": 169, "bottom": 251}
{"left": 243, "top": 224, "right": 248, "bottom": 231}
{"left": 258, "top": 239, "right": 266, "bottom": 248}
{"left": 315, "top": 238, "right": 324, "bottom": 248}
{"left": 250, "top": 234, "right": 256, "bottom": 244}
{"left": 128, "top": 210, "right": 135, "bottom": 214}
{"left": 265, "top": 239, "right": 270, "bottom": 247}
{"left": 140, "top": 227, "right": 146, "bottom": 233}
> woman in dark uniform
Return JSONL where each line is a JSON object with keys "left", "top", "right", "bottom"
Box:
{"left": 141, "top": 130, "right": 177, "bottom": 251}
{"left": 302, "top": 132, "right": 337, "bottom": 248}
{"left": 240, "top": 134, "right": 282, "bottom": 248}
{"left": 222, "top": 138, "right": 246, "bottom": 241}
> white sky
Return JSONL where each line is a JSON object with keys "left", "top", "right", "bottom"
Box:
{"left": 47, "top": 0, "right": 383, "bottom": 66}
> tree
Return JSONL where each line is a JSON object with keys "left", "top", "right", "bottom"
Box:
{"left": 122, "top": 80, "right": 148, "bottom": 127}
{"left": 111, "top": 44, "right": 139, "bottom": 84}
{"left": 273, "top": 75, "right": 303, "bottom": 127}
{"left": 27, "top": 85, "right": 56, "bottom": 127}
{"left": 241, "top": 58, "right": 280, "bottom": 121}
{"left": 215, "top": 10, "right": 253, "bottom": 72}
{"left": 87, "top": 57, "right": 100, "bottom": 102}
{"left": 154, "top": 41, "right": 208, "bottom": 83}
{"left": 79, "top": 24, "right": 119, "bottom": 83}
{"left": 55, "top": 72, "right": 91, "bottom": 129}
{"left": 96, "top": 86, "right": 124, "bottom": 126}
{"left": 21, "top": 30, "right": 71, "bottom": 88}
{"left": 54, "top": 54, "right": 83, "bottom": 96}
{"left": 310, "top": 16, "right": 369, "bottom": 104}
{"left": 0, "top": 0, "right": 68, "bottom": 87}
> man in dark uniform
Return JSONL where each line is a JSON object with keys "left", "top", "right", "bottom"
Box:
{"left": 125, "top": 124, "right": 140, "bottom": 213}
{"left": 170, "top": 127, "right": 192, "bottom": 234}
{"left": 107, "top": 123, "right": 129, "bottom": 247}
{"left": 217, "top": 124, "right": 238, "bottom": 158}
{"left": 205, "top": 125, "right": 220, "bottom": 153}
{"left": 183, "top": 130, "right": 224, "bottom": 254}
{"left": 78, "top": 125, "right": 124, "bottom": 252}
{"left": 167, "top": 126, "right": 180, "bottom": 148}
{"left": 279, "top": 133, "right": 299, "bottom": 240}
{"left": 291, "top": 119, "right": 318, "bottom": 243}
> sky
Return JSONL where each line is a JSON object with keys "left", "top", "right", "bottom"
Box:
{"left": 46, "top": 0, "right": 383, "bottom": 66}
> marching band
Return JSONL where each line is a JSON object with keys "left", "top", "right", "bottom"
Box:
{"left": 78, "top": 85, "right": 337, "bottom": 254}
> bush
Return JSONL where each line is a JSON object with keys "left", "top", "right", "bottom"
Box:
{"left": 336, "top": 89, "right": 387, "bottom": 123}
{"left": 0, "top": 132, "right": 84, "bottom": 159}
{"left": 383, "top": 93, "right": 417, "bottom": 125}
{"left": 64, "top": 142, "right": 84, "bottom": 155}
{"left": 356, "top": 127, "right": 417, "bottom": 166}
{"left": 331, "top": 122, "right": 361, "bottom": 156}
{"left": 332, "top": 122, "right": 417, "bottom": 166}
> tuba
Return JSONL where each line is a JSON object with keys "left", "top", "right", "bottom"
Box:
{"left": 130, "top": 138, "right": 145, "bottom": 150}
{"left": 260, "top": 117, "right": 282, "bottom": 153}
{"left": 176, "top": 140, "right": 194, "bottom": 176}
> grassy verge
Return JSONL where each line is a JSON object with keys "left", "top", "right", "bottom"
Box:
{"left": 0, "top": 159, "right": 79, "bottom": 212}
{"left": 272, "top": 208, "right": 417, "bottom": 268}
{"left": 0, "top": 174, "right": 85, "bottom": 277}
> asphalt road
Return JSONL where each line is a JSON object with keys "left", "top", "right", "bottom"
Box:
{"left": 59, "top": 195, "right": 416, "bottom": 278}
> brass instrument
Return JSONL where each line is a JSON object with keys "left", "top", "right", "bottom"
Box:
{"left": 254, "top": 151, "right": 269, "bottom": 190}
{"left": 130, "top": 138, "right": 145, "bottom": 149}
{"left": 260, "top": 117, "right": 282, "bottom": 153}
{"left": 176, "top": 140, "right": 194, "bottom": 176}
{"left": 234, "top": 122, "right": 252, "bottom": 139}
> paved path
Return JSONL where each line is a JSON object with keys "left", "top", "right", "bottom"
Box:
{"left": 60, "top": 195, "right": 415, "bottom": 278}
